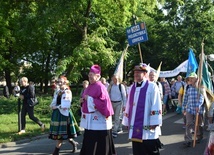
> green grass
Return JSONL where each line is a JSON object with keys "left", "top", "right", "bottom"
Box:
{"left": 0, "top": 95, "right": 81, "bottom": 144}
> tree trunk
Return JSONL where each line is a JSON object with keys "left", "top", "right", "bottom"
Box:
{"left": 4, "top": 69, "right": 12, "bottom": 95}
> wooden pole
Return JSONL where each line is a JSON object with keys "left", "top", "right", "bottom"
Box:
{"left": 132, "top": 15, "right": 143, "bottom": 63}
{"left": 138, "top": 43, "right": 143, "bottom": 63}
{"left": 124, "top": 44, "right": 129, "bottom": 81}
{"left": 193, "top": 39, "right": 204, "bottom": 147}
{"left": 193, "top": 112, "right": 199, "bottom": 147}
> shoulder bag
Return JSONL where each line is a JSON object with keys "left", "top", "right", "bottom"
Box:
{"left": 27, "top": 97, "right": 39, "bottom": 107}
{"left": 27, "top": 85, "right": 39, "bottom": 107}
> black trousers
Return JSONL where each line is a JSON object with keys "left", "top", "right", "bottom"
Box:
{"left": 132, "top": 139, "right": 160, "bottom": 155}
{"left": 80, "top": 129, "right": 116, "bottom": 155}
{"left": 21, "top": 104, "right": 42, "bottom": 130}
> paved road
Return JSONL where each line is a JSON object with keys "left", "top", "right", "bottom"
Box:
{"left": 0, "top": 112, "right": 209, "bottom": 155}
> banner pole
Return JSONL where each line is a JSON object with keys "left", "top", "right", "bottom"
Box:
{"left": 132, "top": 15, "right": 143, "bottom": 63}
{"left": 193, "top": 39, "right": 204, "bottom": 147}
{"left": 138, "top": 43, "right": 143, "bottom": 63}
{"left": 193, "top": 112, "right": 199, "bottom": 147}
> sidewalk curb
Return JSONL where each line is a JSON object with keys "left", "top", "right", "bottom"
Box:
{"left": 0, "top": 134, "right": 48, "bottom": 148}
{"left": 1, "top": 113, "right": 175, "bottom": 149}
{"left": 0, "top": 113, "right": 176, "bottom": 148}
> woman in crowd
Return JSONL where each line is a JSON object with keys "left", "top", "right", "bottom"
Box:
{"left": 49, "top": 75, "right": 79, "bottom": 155}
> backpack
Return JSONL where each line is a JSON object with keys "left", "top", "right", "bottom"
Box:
{"left": 156, "top": 82, "right": 163, "bottom": 98}
{"left": 108, "top": 83, "right": 124, "bottom": 102}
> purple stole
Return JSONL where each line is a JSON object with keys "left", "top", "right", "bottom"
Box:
{"left": 128, "top": 81, "right": 149, "bottom": 142}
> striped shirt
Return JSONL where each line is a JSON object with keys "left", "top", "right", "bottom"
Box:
{"left": 182, "top": 85, "right": 204, "bottom": 115}
{"left": 161, "top": 81, "right": 171, "bottom": 96}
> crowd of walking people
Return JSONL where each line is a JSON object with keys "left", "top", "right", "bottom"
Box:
{"left": 6, "top": 61, "right": 213, "bottom": 155}
{"left": 76, "top": 63, "right": 214, "bottom": 155}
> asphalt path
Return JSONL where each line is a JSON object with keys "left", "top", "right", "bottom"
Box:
{"left": 0, "top": 112, "right": 210, "bottom": 155}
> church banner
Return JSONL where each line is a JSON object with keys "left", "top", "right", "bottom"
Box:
{"left": 150, "top": 60, "right": 188, "bottom": 78}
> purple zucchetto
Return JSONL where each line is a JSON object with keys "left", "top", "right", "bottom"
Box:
{"left": 90, "top": 64, "right": 101, "bottom": 75}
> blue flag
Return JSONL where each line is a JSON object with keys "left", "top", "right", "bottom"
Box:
{"left": 186, "top": 48, "right": 198, "bottom": 77}
{"left": 197, "top": 52, "right": 214, "bottom": 110}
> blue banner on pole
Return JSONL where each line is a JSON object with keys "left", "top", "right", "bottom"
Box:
{"left": 126, "top": 22, "right": 148, "bottom": 46}
{"left": 186, "top": 48, "right": 198, "bottom": 77}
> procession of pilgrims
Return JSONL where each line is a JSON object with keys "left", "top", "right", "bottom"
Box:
{"left": 46, "top": 51, "right": 214, "bottom": 155}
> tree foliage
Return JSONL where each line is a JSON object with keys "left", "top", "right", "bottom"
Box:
{"left": 0, "top": 0, "right": 214, "bottom": 93}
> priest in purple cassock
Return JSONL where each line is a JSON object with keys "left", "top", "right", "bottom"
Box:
{"left": 122, "top": 63, "right": 162, "bottom": 155}
{"left": 79, "top": 64, "right": 116, "bottom": 155}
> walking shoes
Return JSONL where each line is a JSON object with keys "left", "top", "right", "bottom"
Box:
{"left": 69, "top": 139, "right": 79, "bottom": 153}
{"left": 18, "top": 130, "right": 26, "bottom": 135}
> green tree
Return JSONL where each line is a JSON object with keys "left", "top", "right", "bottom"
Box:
{"left": 1, "top": 0, "right": 214, "bottom": 94}
{"left": 141, "top": 0, "right": 214, "bottom": 72}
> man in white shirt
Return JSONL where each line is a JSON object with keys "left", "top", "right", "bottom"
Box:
{"left": 108, "top": 74, "right": 127, "bottom": 138}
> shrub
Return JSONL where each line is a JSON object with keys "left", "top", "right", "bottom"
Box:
{"left": 0, "top": 95, "right": 81, "bottom": 143}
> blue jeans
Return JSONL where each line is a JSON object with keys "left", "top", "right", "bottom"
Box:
{"left": 163, "top": 95, "right": 168, "bottom": 105}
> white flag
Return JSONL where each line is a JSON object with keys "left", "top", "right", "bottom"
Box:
{"left": 114, "top": 44, "right": 129, "bottom": 83}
